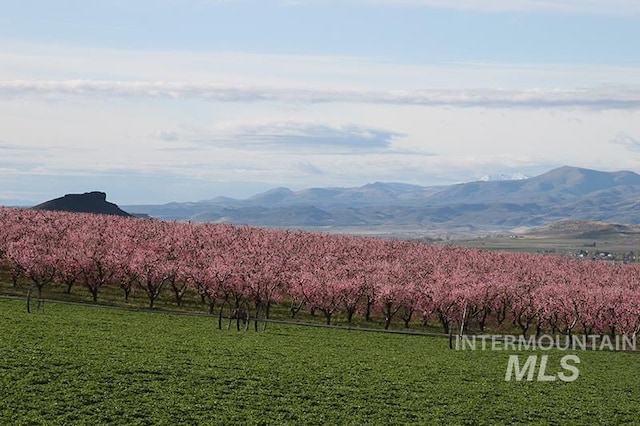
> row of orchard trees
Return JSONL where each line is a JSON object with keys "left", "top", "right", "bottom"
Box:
{"left": 1, "top": 207, "right": 639, "bottom": 337}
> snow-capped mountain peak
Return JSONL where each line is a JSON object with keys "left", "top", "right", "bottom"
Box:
{"left": 479, "top": 173, "right": 530, "bottom": 182}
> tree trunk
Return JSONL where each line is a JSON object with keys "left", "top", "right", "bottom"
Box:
{"left": 322, "top": 310, "right": 332, "bottom": 325}
{"left": 11, "top": 267, "right": 21, "bottom": 288}
{"left": 252, "top": 314, "right": 258, "bottom": 332}
{"left": 290, "top": 301, "right": 303, "bottom": 318}
{"left": 365, "top": 296, "right": 374, "bottom": 322}
{"left": 496, "top": 303, "right": 507, "bottom": 325}
{"left": 171, "top": 280, "right": 185, "bottom": 307}
{"left": 121, "top": 282, "right": 132, "bottom": 301}
{"left": 439, "top": 312, "right": 449, "bottom": 334}
{"left": 448, "top": 320, "right": 455, "bottom": 349}
{"left": 401, "top": 307, "right": 414, "bottom": 329}
{"left": 346, "top": 305, "right": 356, "bottom": 323}
{"left": 478, "top": 309, "right": 489, "bottom": 333}
{"left": 217, "top": 303, "right": 225, "bottom": 330}
{"left": 518, "top": 320, "right": 529, "bottom": 337}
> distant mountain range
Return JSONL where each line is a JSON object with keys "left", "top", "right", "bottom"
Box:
{"left": 122, "top": 166, "right": 640, "bottom": 237}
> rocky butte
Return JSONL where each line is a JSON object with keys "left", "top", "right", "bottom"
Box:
{"left": 32, "top": 191, "right": 132, "bottom": 217}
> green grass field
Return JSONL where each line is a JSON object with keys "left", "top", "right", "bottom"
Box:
{"left": 1, "top": 298, "right": 638, "bottom": 425}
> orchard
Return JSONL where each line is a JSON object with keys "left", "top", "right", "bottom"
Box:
{"left": 1, "top": 207, "right": 639, "bottom": 338}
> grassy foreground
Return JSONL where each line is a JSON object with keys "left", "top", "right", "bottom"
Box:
{"left": 0, "top": 298, "right": 638, "bottom": 425}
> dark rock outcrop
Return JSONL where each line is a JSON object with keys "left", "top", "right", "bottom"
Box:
{"left": 32, "top": 191, "right": 131, "bottom": 217}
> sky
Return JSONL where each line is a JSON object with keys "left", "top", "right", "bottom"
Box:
{"left": 1, "top": 0, "right": 640, "bottom": 205}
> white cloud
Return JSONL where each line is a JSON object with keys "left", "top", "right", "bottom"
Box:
{"left": 349, "top": 0, "right": 640, "bottom": 15}
{"left": 214, "top": 121, "right": 403, "bottom": 151}
{"left": 178, "top": 0, "right": 640, "bottom": 14}
{"left": 2, "top": 79, "right": 640, "bottom": 110}
{"left": 155, "top": 130, "right": 180, "bottom": 142}
{"left": 4, "top": 42, "right": 640, "bottom": 91}
{"left": 611, "top": 132, "right": 640, "bottom": 152}
{"left": 0, "top": 142, "right": 29, "bottom": 150}
{"left": 297, "top": 162, "right": 326, "bottom": 175}
{"left": 157, "top": 120, "right": 405, "bottom": 153}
